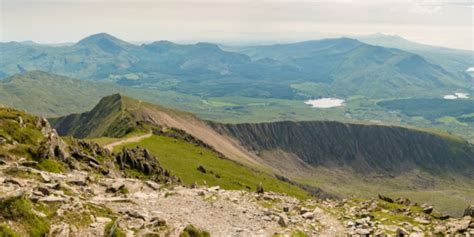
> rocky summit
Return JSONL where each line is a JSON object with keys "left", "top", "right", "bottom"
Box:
{"left": 0, "top": 107, "right": 473, "bottom": 236}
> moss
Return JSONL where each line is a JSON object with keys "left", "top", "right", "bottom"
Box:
{"left": 60, "top": 210, "right": 93, "bottom": 228}
{"left": 104, "top": 219, "right": 126, "bottom": 237}
{"left": 179, "top": 224, "right": 210, "bottom": 237}
{"left": 86, "top": 204, "right": 115, "bottom": 218}
{"left": 0, "top": 196, "right": 49, "bottom": 236}
{"left": 34, "top": 159, "right": 65, "bottom": 173}
{"left": 0, "top": 223, "right": 20, "bottom": 237}
{"left": 4, "top": 168, "right": 40, "bottom": 180}
{"left": 119, "top": 187, "right": 129, "bottom": 195}
{"left": 0, "top": 109, "right": 43, "bottom": 146}
{"left": 291, "top": 230, "right": 309, "bottom": 237}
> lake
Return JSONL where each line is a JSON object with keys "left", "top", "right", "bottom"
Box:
{"left": 304, "top": 98, "right": 345, "bottom": 108}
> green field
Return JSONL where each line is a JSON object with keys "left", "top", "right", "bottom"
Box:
{"left": 113, "top": 135, "right": 309, "bottom": 199}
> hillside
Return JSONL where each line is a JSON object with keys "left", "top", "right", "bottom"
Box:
{"left": 230, "top": 38, "right": 471, "bottom": 97}
{"left": 50, "top": 94, "right": 261, "bottom": 167}
{"left": 357, "top": 33, "right": 473, "bottom": 77}
{"left": 0, "top": 71, "right": 119, "bottom": 116}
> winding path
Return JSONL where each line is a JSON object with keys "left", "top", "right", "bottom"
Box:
{"left": 104, "top": 132, "right": 152, "bottom": 152}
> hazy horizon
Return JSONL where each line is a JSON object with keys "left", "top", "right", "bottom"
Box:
{"left": 1, "top": 0, "right": 473, "bottom": 50}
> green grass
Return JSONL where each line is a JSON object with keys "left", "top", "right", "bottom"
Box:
{"left": 0, "top": 223, "right": 19, "bottom": 237}
{"left": 0, "top": 196, "right": 49, "bottom": 236}
{"left": 34, "top": 159, "right": 65, "bottom": 173}
{"left": 291, "top": 230, "right": 309, "bottom": 237}
{"left": 4, "top": 168, "right": 41, "bottom": 180}
{"left": 114, "top": 135, "right": 309, "bottom": 199}
{"left": 104, "top": 219, "right": 126, "bottom": 237}
{"left": 179, "top": 225, "right": 210, "bottom": 237}
{"left": 294, "top": 167, "right": 474, "bottom": 216}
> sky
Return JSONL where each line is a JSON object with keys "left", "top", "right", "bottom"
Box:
{"left": 0, "top": 0, "right": 473, "bottom": 50}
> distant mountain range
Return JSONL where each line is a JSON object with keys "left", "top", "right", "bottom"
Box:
{"left": 1, "top": 33, "right": 472, "bottom": 99}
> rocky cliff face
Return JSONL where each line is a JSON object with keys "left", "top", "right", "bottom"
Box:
{"left": 211, "top": 121, "right": 474, "bottom": 176}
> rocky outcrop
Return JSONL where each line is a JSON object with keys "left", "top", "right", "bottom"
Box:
{"left": 115, "top": 147, "right": 179, "bottom": 183}
{"left": 36, "top": 117, "right": 70, "bottom": 161}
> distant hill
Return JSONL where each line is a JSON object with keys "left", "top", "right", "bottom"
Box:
{"left": 1, "top": 33, "right": 471, "bottom": 99}
{"left": 0, "top": 71, "right": 119, "bottom": 116}
{"left": 357, "top": 33, "right": 473, "bottom": 78}
{"left": 229, "top": 38, "right": 472, "bottom": 97}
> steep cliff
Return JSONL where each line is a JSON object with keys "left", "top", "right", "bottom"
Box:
{"left": 210, "top": 121, "right": 474, "bottom": 176}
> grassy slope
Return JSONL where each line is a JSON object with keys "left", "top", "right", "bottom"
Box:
{"left": 293, "top": 167, "right": 474, "bottom": 216}
{"left": 112, "top": 135, "right": 309, "bottom": 199}
{"left": 0, "top": 71, "right": 118, "bottom": 117}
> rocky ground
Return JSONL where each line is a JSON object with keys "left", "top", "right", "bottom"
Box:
{"left": 1, "top": 109, "right": 473, "bottom": 236}
{"left": 0, "top": 159, "right": 346, "bottom": 236}
{"left": 1, "top": 158, "right": 473, "bottom": 236}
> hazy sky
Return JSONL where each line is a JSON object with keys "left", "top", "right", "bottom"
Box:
{"left": 1, "top": 0, "right": 473, "bottom": 50}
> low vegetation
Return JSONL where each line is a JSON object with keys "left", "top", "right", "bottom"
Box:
{"left": 114, "top": 135, "right": 309, "bottom": 199}
{"left": 179, "top": 224, "right": 210, "bottom": 237}
{"left": 0, "top": 196, "right": 50, "bottom": 236}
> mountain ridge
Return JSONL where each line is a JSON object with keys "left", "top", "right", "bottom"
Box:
{"left": 1, "top": 33, "right": 470, "bottom": 99}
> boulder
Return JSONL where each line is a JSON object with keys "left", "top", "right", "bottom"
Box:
{"left": 378, "top": 194, "right": 394, "bottom": 203}
{"left": 17, "top": 116, "right": 25, "bottom": 128}
{"left": 277, "top": 214, "right": 289, "bottom": 227}
{"left": 106, "top": 182, "right": 125, "bottom": 193}
{"left": 3, "top": 178, "right": 25, "bottom": 187}
{"left": 256, "top": 182, "right": 264, "bottom": 194}
{"left": 40, "top": 173, "right": 51, "bottom": 183}
{"left": 68, "top": 179, "right": 87, "bottom": 186}
{"left": 150, "top": 217, "right": 166, "bottom": 227}
{"left": 395, "top": 197, "right": 411, "bottom": 206}
{"left": 145, "top": 180, "right": 161, "bottom": 190}
{"left": 302, "top": 212, "right": 314, "bottom": 220}
{"left": 126, "top": 210, "right": 146, "bottom": 221}
{"left": 49, "top": 222, "right": 70, "bottom": 237}
{"left": 422, "top": 206, "right": 433, "bottom": 214}
{"left": 197, "top": 165, "right": 207, "bottom": 173}
{"left": 463, "top": 205, "right": 474, "bottom": 217}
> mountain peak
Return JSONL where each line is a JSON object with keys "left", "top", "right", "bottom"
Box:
{"left": 77, "top": 33, "right": 120, "bottom": 44}
{"left": 75, "top": 33, "right": 132, "bottom": 53}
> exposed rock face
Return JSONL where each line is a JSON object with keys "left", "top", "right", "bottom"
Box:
{"left": 210, "top": 121, "right": 474, "bottom": 176}
{"left": 36, "top": 117, "right": 70, "bottom": 161}
{"left": 115, "top": 147, "right": 179, "bottom": 183}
